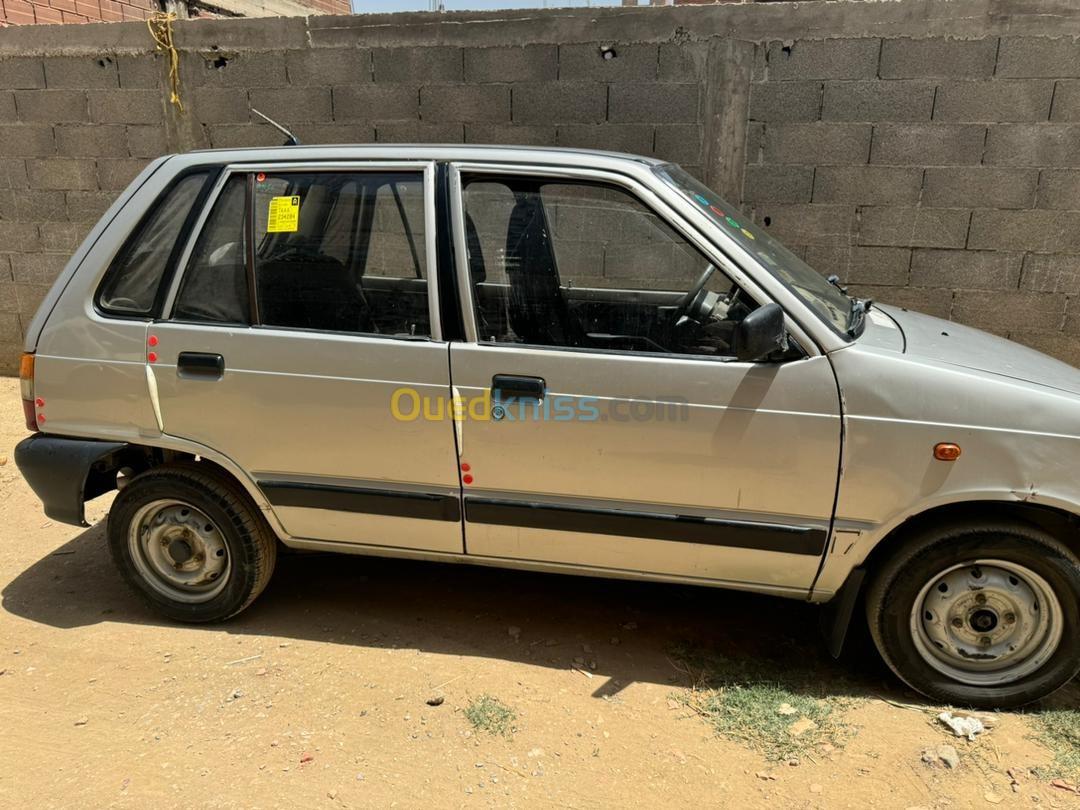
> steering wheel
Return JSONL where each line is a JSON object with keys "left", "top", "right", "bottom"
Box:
{"left": 674, "top": 263, "right": 716, "bottom": 322}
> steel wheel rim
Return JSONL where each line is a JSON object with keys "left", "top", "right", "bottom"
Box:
{"left": 911, "top": 559, "right": 1063, "bottom": 686}
{"left": 127, "top": 499, "right": 230, "bottom": 604}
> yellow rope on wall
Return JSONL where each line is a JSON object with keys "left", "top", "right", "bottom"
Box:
{"left": 147, "top": 12, "right": 183, "bottom": 113}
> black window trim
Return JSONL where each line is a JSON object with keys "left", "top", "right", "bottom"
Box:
{"left": 162, "top": 161, "right": 442, "bottom": 341}
{"left": 94, "top": 166, "right": 223, "bottom": 321}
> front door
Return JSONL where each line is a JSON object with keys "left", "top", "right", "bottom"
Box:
{"left": 150, "top": 161, "right": 463, "bottom": 553}
{"left": 448, "top": 167, "right": 841, "bottom": 594}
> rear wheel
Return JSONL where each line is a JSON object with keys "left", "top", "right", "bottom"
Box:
{"left": 108, "top": 462, "right": 276, "bottom": 622}
{"left": 866, "top": 520, "right": 1080, "bottom": 708}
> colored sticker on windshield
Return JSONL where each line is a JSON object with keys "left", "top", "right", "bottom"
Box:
{"left": 741, "top": 228, "right": 756, "bottom": 240}
{"left": 267, "top": 195, "right": 300, "bottom": 233}
{"left": 709, "top": 205, "right": 725, "bottom": 218}
{"left": 694, "top": 194, "right": 710, "bottom": 206}
{"left": 725, "top": 216, "right": 740, "bottom": 229}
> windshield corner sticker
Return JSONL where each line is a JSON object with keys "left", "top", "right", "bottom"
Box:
{"left": 267, "top": 195, "right": 300, "bottom": 233}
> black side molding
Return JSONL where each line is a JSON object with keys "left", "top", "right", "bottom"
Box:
{"left": 14, "top": 434, "right": 129, "bottom": 526}
{"left": 259, "top": 480, "right": 461, "bottom": 522}
{"left": 465, "top": 497, "right": 827, "bottom": 556}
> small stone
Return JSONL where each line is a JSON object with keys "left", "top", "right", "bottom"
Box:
{"left": 787, "top": 757, "right": 800, "bottom": 767}
{"left": 755, "top": 770, "right": 777, "bottom": 781}
{"left": 573, "top": 656, "right": 585, "bottom": 666}
{"left": 426, "top": 696, "right": 444, "bottom": 707}
{"left": 255, "top": 668, "right": 268, "bottom": 676}
{"left": 74, "top": 716, "right": 88, "bottom": 726}
{"left": 356, "top": 773, "right": 364, "bottom": 781}
{"left": 984, "top": 792, "right": 1003, "bottom": 804}
{"left": 777, "top": 703, "right": 798, "bottom": 716}
{"left": 327, "top": 791, "right": 337, "bottom": 800}
{"left": 938, "top": 745, "right": 960, "bottom": 769}
{"left": 789, "top": 717, "right": 817, "bottom": 737}
{"left": 527, "top": 748, "right": 544, "bottom": 758}
{"left": 300, "top": 753, "right": 314, "bottom": 764}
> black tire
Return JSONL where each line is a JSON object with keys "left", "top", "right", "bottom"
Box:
{"left": 865, "top": 519, "right": 1080, "bottom": 709}
{"left": 107, "top": 462, "right": 277, "bottom": 623}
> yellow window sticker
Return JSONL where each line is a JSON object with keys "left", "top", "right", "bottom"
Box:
{"left": 267, "top": 195, "right": 300, "bottom": 233}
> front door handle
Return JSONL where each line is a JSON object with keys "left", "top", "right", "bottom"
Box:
{"left": 492, "top": 374, "right": 546, "bottom": 402}
{"left": 177, "top": 352, "right": 225, "bottom": 380}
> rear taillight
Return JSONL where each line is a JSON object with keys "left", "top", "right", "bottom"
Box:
{"left": 20, "top": 352, "right": 37, "bottom": 432}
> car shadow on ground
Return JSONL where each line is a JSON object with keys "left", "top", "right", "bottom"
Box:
{"left": 4, "top": 521, "right": 1077, "bottom": 710}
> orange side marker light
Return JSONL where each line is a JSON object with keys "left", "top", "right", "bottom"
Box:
{"left": 934, "top": 442, "right": 961, "bottom": 461}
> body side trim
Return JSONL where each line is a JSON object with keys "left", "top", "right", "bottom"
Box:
{"left": 259, "top": 480, "right": 462, "bottom": 522}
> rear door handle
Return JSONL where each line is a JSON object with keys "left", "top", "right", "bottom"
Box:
{"left": 492, "top": 374, "right": 546, "bottom": 402}
{"left": 177, "top": 352, "right": 225, "bottom": 380}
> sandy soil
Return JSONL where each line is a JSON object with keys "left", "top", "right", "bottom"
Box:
{"left": 0, "top": 376, "right": 1076, "bottom": 809}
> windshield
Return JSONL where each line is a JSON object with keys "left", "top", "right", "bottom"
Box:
{"left": 654, "top": 165, "right": 853, "bottom": 336}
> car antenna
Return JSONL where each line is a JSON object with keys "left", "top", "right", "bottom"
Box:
{"left": 250, "top": 108, "right": 301, "bottom": 146}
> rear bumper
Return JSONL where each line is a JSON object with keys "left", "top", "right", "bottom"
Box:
{"left": 14, "top": 434, "right": 129, "bottom": 526}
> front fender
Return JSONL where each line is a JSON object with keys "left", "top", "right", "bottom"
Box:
{"left": 14, "top": 434, "right": 129, "bottom": 526}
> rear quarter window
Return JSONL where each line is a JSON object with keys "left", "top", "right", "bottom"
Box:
{"left": 96, "top": 171, "right": 210, "bottom": 317}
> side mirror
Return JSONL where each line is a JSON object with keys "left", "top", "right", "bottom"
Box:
{"left": 734, "top": 302, "right": 788, "bottom": 362}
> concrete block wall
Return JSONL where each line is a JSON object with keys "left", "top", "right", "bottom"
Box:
{"left": 4, "top": 1, "right": 1080, "bottom": 372}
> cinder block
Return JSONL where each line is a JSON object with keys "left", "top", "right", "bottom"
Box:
{"left": 879, "top": 37, "right": 998, "bottom": 79}
{"left": 333, "top": 85, "right": 418, "bottom": 122}
{"left": 126, "top": 125, "right": 168, "bottom": 158}
{"left": 291, "top": 123, "right": 374, "bottom": 145}
{"left": 465, "top": 124, "right": 555, "bottom": 146}
{"left": 934, "top": 80, "right": 1054, "bottom": 123}
{"left": 15, "top": 89, "right": 88, "bottom": 123}
{"left": 609, "top": 83, "right": 699, "bottom": 124}
{"left": 421, "top": 85, "right": 509, "bottom": 123}
{"left": 88, "top": 90, "right": 163, "bottom": 125}
{"left": 193, "top": 88, "right": 251, "bottom": 124}
{"left": 742, "top": 165, "right": 814, "bottom": 204}
{"left": 0, "top": 222, "right": 40, "bottom": 253}
{"left": 54, "top": 124, "right": 128, "bottom": 158}
{"left": 513, "top": 83, "right": 606, "bottom": 125}
{"left": 375, "top": 122, "right": 464, "bottom": 143}
{"left": 1038, "top": 169, "right": 1080, "bottom": 210}
{"left": 0, "top": 91, "right": 14, "bottom": 121}
{"left": 38, "top": 222, "right": 85, "bottom": 253}
{"left": 464, "top": 46, "right": 556, "bottom": 83}
{"left": 43, "top": 56, "right": 119, "bottom": 89}
{"left": 65, "top": 190, "right": 118, "bottom": 224}
{"left": 10, "top": 252, "right": 68, "bottom": 285}
{"left": 206, "top": 124, "right": 287, "bottom": 150}
{"left": 812, "top": 166, "right": 923, "bottom": 205}
{"left": 116, "top": 53, "right": 161, "bottom": 89}
{"left": 0, "top": 57, "right": 45, "bottom": 89}
{"left": 171, "top": 16, "right": 308, "bottom": 52}
{"left": 653, "top": 124, "right": 703, "bottom": 165}
{"left": 997, "top": 38, "right": 1080, "bottom": 79}
{"left": 193, "top": 52, "right": 287, "bottom": 88}
{"left": 1021, "top": 252, "right": 1080, "bottom": 294}
{"left": 910, "top": 248, "right": 1022, "bottom": 290}
{"left": 749, "top": 82, "right": 822, "bottom": 123}
{"left": 1050, "top": 79, "right": 1080, "bottom": 122}
{"left": 249, "top": 87, "right": 332, "bottom": 123}
{"left": 847, "top": 284, "right": 953, "bottom": 318}
{"left": 27, "top": 158, "right": 97, "bottom": 191}
{"left": 0, "top": 311, "right": 21, "bottom": 344}
{"left": 0, "top": 280, "right": 17, "bottom": 314}
{"left": 97, "top": 159, "right": 149, "bottom": 191}
{"left": 923, "top": 167, "right": 1038, "bottom": 209}
{"left": 984, "top": 124, "right": 1080, "bottom": 166}
{"left": 750, "top": 203, "right": 857, "bottom": 246}
{"left": 0, "top": 159, "right": 28, "bottom": 189}
{"left": 817, "top": 245, "right": 913, "bottom": 285}
{"left": 13, "top": 190, "right": 66, "bottom": 222}
{"left": 969, "top": 209, "right": 1080, "bottom": 252}
{"left": 765, "top": 39, "right": 880, "bottom": 81}
{"left": 556, "top": 124, "right": 653, "bottom": 155}
{"left": 1007, "top": 330, "right": 1080, "bottom": 364}
{"left": 952, "top": 288, "right": 1065, "bottom": 331}
{"left": 286, "top": 48, "right": 371, "bottom": 86}
{"left": 373, "top": 47, "right": 463, "bottom": 83}
{"left": 658, "top": 42, "right": 708, "bottom": 82}
{"left": 859, "top": 206, "right": 970, "bottom": 249}
{"left": 821, "top": 80, "right": 934, "bottom": 122}
{"left": 0, "top": 342, "right": 21, "bottom": 374}
{"left": 870, "top": 124, "right": 985, "bottom": 166}
{"left": 762, "top": 123, "right": 871, "bottom": 165}
{"left": 14, "top": 283, "right": 50, "bottom": 319}
{"left": 559, "top": 43, "right": 657, "bottom": 81}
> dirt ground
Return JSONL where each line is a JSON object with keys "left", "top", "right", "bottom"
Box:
{"left": 0, "top": 377, "right": 1077, "bottom": 809}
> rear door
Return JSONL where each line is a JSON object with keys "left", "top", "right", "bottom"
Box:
{"left": 150, "top": 161, "right": 463, "bottom": 553}
{"left": 447, "top": 164, "right": 841, "bottom": 594}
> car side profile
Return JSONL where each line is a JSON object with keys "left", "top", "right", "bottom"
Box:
{"left": 13, "top": 145, "right": 1080, "bottom": 709}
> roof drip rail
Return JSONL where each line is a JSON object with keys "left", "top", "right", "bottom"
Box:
{"left": 251, "top": 108, "right": 301, "bottom": 146}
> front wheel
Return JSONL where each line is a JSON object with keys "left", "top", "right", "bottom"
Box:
{"left": 866, "top": 520, "right": 1080, "bottom": 708}
{"left": 107, "top": 462, "right": 277, "bottom": 623}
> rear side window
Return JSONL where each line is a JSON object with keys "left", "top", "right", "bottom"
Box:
{"left": 97, "top": 172, "right": 208, "bottom": 316}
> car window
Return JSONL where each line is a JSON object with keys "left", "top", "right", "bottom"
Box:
{"left": 462, "top": 177, "right": 760, "bottom": 359}
{"left": 97, "top": 172, "right": 208, "bottom": 317}
{"left": 172, "top": 170, "right": 430, "bottom": 338}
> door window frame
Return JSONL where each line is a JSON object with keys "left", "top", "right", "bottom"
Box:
{"left": 447, "top": 162, "right": 819, "bottom": 360}
{"left": 161, "top": 160, "right": 444, "bottom": 342}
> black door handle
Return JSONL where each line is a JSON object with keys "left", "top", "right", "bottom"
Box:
{"left": 492, "top": 374, "right": 546, "bottom": 401}
{"left": 177, "top": 352, "right": 224, "bottom": 379}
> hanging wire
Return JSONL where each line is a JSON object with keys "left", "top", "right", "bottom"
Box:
{"left": 147, "top": 11, "right": 184, "bottom": 113}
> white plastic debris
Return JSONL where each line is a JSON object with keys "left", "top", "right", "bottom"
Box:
{"left": 938, "top": 711, "right": 985, "bottom": 740}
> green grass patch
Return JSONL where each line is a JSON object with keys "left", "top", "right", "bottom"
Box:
{"left": 1030, "top": 708, "right": 1080, "bottom": 780}
{"left": 464, "top": 694, "right": 516, "bottom": 737}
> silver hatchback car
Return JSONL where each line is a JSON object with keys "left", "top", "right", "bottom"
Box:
{"left": 14, "top": 145, "right": 1080, "bottom": 709}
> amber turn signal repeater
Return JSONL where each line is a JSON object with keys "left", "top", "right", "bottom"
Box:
{"left": 934, "top": 442, "right": 962, "bottom": 461}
